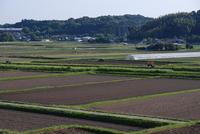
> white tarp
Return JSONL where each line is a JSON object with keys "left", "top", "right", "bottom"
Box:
{"left": 127, "top": 52, "right": 200, "bottom": 60}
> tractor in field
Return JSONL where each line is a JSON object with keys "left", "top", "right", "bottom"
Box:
{"left": 147, "top": 61, "right": 155, "bottom": 68}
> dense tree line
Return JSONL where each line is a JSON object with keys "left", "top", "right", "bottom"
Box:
{"left": 1, "top": 15, "right": 152, "bottom": 38}
{"left": 1, "top": 11, "right": 200, "bottom": 43}
{"left": 128, "top": 10, "right": 200, "bottom": 43}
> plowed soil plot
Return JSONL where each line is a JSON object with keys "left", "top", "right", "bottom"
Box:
{"left": 0, "top": 79, "right": 200, "bottom": 105}
{"left": 154, "top": 124, "right": 200, "bottom": 134}
{"left": 93, "top": 91, "right": 200, "bottom": 120}
{"left": 0, "top": 71, "right": 49, "bottom": 78}
{"left": 0, "top": 75, "right": 130, "bottom": 91}
{"left": 0, "top": 109, "right": 141, "bottom": 132}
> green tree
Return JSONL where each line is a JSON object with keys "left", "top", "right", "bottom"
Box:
{"left": 128, "top": 11, "right": 200, "bottom": 43}
{"left": 0, "top": 33, "right": 16, "bottom": 42}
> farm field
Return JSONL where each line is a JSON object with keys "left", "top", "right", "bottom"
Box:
{"left": 0, "top": 74, "right": 131, "bottom": 91}
{"left": 0, "top": 71, "right": 51, "bottom": 78}
{"left": 0, "top": 42, "right": 137, "bottom": 62}
{"left": 44, "top": 128, "right": 96, "bottom": 134}
{"left": 154, "top": 124, "right": 200, "bottom": 134}
{"left": 89, "top": 90, "right": 200, "bottom": 120}
{"left": 0, "top": 78, "right": 200, "bottom": 105}
{"left": 0, "top": 109, "right": 140, "bottom": 132}
{"left": 0, "top": 42, "right": 200, "bottom": 134}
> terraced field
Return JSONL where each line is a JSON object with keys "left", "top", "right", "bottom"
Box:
{"left": 0, "top": 74, "right": 131, "bottom": 91}
{"left": 0, "top": 71, "right": 50, "bottom": 78}
{"left": 154, "top": 124, "right": 200, "bottom": 134}
{"left": 89, "top": 90, "right": 200, "bottom": 120}
{"left": 0, "top": 109, "right": 139, "bottom": 132}
{"left": 0, "top": 78, "right": 200, "bottom": 105}
{"left": 43, "top": 128, "right": 96, "bottom": 134}
{"left": 0, "top": 42, "right": 199, "bottom": 134}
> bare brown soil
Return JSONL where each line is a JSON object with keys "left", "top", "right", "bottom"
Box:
{"left": 93, "top": 91, "right": 200, "bottom": 120}
{"left": 0, "top": 75, "right": 130, "bottom": 91}
{"left": 0, "top": 79, "right": 200, "bottom": 105}
{"left": 0, "top": 109, "right": 141, "bottom": 132}
{"left": 154, "top": 124, "right": 200, "bottom": 134}
{"left": 0, "top": 71, "right": 49, "bottom": 78}
{"left": 43, "top": 128, "right": 95, "bottom": 134}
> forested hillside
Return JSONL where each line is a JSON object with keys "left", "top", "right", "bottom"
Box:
{"left": 1, "top": 11, "right": 200, "bottom": 43}
{"left": 128, "top": 10, "right": 200, "bottom": 43}
{"left": 1, "top": 15, "right": 152, "bottom": 37}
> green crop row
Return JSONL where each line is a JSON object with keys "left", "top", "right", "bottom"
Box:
{"left": 0, "top": 64, "right": 94, "bottom": 73}
{"left": 160, "top": 65, "right": 200, "bottom": 72}
{"left": 95, "top": 67, "right": 200, "bottom": 79}
{"left": 1, "top": 63, "right": 200, "bottom": 79}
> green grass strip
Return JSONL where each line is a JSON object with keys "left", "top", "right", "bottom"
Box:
{"left": 0, "top": 102, "right": 181, "bottom": 129}
{"left": 1, "top": 63, "right": 200, "bottom": 80}
{"left": 1, "top": 63, "right": 200, "bottom": 79}
{"left": 0, "top": 64, "right": 95, "bottom": 72}
{"left": 95, "top": 68, "right": 200, "bottom": 79}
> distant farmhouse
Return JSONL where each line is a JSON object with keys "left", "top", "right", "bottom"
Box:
{"left": 138, "top": 38, "right": 186, "bottom": 51}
